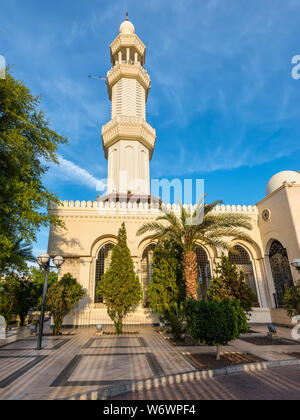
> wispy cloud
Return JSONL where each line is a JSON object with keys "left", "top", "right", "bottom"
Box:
{"left": 3, "top": 0, "right": 300, "bottom": 186}
{"left": 46, "top": 155, "right": 106, "bottom": 192}
{"left": 39, "top": 76, "right": 108, "bottom": 142}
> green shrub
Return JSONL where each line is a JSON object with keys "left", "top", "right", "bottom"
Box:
{"left": 208, "top": 254, "right": 257, "bottom": 314}
{"left": 148, "top": 241, "right": 184, "bottom": 318}
{"left": 163, "top": 302, "right": 186, "bottom": 340}
{"left": 186, "top": 298, "right": 248, "bottom": 360}
{"left": 283, "top": 281, "right": 300, "bottom": 318}
{"left": 0, "top": 276, "right": 18, "bottom": 329}
{"left": 0, "top": 273, "right": 42, "bottom": 328}
{"left": 47, "top": 273, "right": 85, "bottom": 335}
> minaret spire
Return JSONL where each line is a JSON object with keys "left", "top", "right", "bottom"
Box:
{"left": 102, "top": 19, "right": 156, "bottom": 196}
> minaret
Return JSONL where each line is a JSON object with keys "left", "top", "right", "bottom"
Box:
{"left": 102, "top": 14, "right": 156, "bottom": 196}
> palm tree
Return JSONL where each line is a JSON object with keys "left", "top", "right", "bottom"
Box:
{"left": 137, "top": 199, "right": 253, "bottom": 300}
{"left": 12, "top": 240, "right": 35, "bottom": 263}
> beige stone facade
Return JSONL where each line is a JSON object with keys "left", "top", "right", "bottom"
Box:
{"left": 47, "top": 17, "right": 300, "bottom": 327}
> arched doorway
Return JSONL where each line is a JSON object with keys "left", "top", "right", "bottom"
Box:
{"left": 269, "top": 240, "right": 294, "bottom": 307}
{"left": 141, "top": 244, "right": 156, "bottom": 305}
{"left": 94, "top": 242, "right": 114, "bottom": 303}
{"left": 195, "top": 246, "right": 211, "bottom": 300}
{"left": 229, "top": 245, "right": 259, "bottom": 306}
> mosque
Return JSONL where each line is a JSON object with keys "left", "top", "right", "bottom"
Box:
{"left": 48, "top": 16, "right": 300, "bottom": 327}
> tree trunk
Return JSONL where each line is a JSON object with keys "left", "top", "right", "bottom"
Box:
{"left": 216, "top": 344, "right": 221, "bottom": 361}
{"left": 19, "top": 314, "right": 26, "bottom": 327}
{"left": 183, "top": 250, "right": 198, "bottom": 300}
{"left": 114, "top": 317, "right": 123, "bottom": 335}
{"left": 53, "top": 316, "right": 63, "bottom": 336}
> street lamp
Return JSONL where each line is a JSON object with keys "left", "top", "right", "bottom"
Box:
{"left": 36, "top": 254, "right": 64, "bottom": 350}
{"left": 291, "top": 259, "right": 300, "bottom": 272}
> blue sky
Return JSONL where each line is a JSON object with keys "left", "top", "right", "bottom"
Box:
{"left": 1, "top": 0, "right": 300, "bottom": 256}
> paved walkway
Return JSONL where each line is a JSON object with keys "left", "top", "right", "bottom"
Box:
{"left": 0, "top": 323, "right": 299, "bottom": 400}
{"left": 111, "top": 364, "right": 300, "bottom": 400}
{"left": 0, "top": 325, "right": 196, "bottom": 400}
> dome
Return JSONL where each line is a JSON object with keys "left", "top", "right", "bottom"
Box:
{"left": 266, "top": 170, "right": 300, "bottom": 195}
{"left": 119, "top": 19, "right": 135, "bottom": 34}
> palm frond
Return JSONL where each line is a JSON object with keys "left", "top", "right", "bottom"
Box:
{"left": 203, "top": 199, "right": 223, "bottom": 217}
{"left": 12, "top": 240, "right": 35, "bottom": 262}
{"left": 136, "top": 222, "right": 166, "bottom": 236}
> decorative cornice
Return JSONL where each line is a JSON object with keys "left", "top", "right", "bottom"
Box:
{"left": 107, "top": 64, "right": 151, "bottom": 100}
{"left": 102, "top": 116, "right": 156, "bottom": 158}
{"left": 49, "top": 201, "right": 259, "bottom": 214}
{"left": 110, "top": 34, "right": 146, "bottom": 63}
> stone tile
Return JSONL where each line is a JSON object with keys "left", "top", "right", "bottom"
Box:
{"left": 0, "top": 356, "right": 47, "bottom": 389}
{"left": 0, "top": 338, "right": 69, "bottom": 352}
{"left": 70, "top": 354, "right": 152, "bottom": 381}
{"left": 83, "top": 337, "right": 146, "bottom": 349}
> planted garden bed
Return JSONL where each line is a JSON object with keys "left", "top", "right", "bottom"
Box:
{"left": 239, "top": 336, "right": 299, "bottom": 346}
{"left": 284, "top": 352, "right": 300, "bottom": 359}
{"left": 187, "top": 352, "right": 264, "bottom": 370}
{"left": 166, "top": 335, "right": 207, "bottom": 347}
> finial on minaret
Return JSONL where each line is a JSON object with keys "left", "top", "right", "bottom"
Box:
{"left": 126, "top": 11, "right": 129, "bottom": 21}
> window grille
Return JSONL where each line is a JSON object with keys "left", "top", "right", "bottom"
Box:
{"left": 229, "top": 245, "right": 259, "bottom": 303}
{"left": 141, "top": 244, "right": 157, "bottom": 304}
{"left": 269, "top": 240, "right": 294, "bottom": 307}
{"left": 95, "top": 243, "right": 114, "bottom": 303}
{"left": 195, "top": 246, "right": 211, "bottom": 300}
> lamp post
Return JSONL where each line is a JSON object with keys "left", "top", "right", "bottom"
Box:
{"left": 291, "top": 259, "right": 300, "bottom": 273}
{"left": 36, "top": 253, "right": 64, "bottom": 350}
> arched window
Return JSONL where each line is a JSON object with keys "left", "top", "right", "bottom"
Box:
{"left": 229, "top": 245, "right": 259, "bottom": 305}
{"left": 94, "top": 243, "right": 114, "bottom": 303}
{"left": 269, "top": 240, "right": 294, "bottom": 307}
{"left": 195, "top": 246, "right": 211, "bottom": 300}
{"left": 141, "top": 244, "right": 156, "bottom": 304}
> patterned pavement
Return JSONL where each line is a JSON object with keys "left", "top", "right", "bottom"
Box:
{"left": 111, "top": 364, "right": 300, "bottom": 400}
{"left": 0, "top": 323, "right": 299, "bottom": 400}
{"left": 0, "top": 325, "right": 196, "bottom": 400}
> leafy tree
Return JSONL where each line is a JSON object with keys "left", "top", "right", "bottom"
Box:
{"left": 186, "top": 298, "right": 248, "bottom": 360}
{"left": 0, "top": 69, "right": 67, "bottom": 274}
{"left": 0, "top": 275, "right": 19, "bottom": 329}
{"left": 29, "top": 267, "right": 58, "bottom": 309}
{"left": 46, "top": 273, "right": 85, "bottom": 335}
{"left": 13, "top": 276, "right": 37, "bottom": 326}
{"left": 97, "top": 223, "right": 142, "bottom": 334}
{"left": 207, "top": 254, "right": 257, "bottom": 314}
{"left": 4, "top": 240, "right": 36, "bottom": 273}
{"left": 0, "top": 272, "right": 44, "bottom": 328}
{"left": 137, "top": 198, "right": 252, "bottom": 300}
{"left": 148, "top": 241, "right": 185, "bottom": 318}
{"left": 283, "top": 281, "right": 300, "bottom": 318}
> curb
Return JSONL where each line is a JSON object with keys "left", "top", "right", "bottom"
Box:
{"left": 60, "top": 358, "right": 300, "bottom": 400}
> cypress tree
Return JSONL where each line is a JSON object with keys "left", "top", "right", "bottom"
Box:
{"left": 97, "top": 223, "right": 142, "bottom": 334}
{"left": 148, "top": 241, "right": 185, "bottom": 318}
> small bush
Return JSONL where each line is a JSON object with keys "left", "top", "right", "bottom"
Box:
{"left": 208, "top": 254, "right": 257, "bottom": 314}
{"left": 47, "top": 273, "right": 85, "bottom": 335}
{"left": 185, "top": 298, "right": 248, "bottom": 359}
{"left": 283, "top": 281, "right": 300, "bottom": 318}
{"left": 163, "top": 302, "right": 186, "bottom": 340}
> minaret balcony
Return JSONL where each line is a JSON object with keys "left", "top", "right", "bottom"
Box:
{"left": 110, "top": 34, "right": 146, "bottom": 63}
{"left": 102, "top": 116, "right": 156, "bottom": 158}
{"left": 107, "top": 63, "right": 151, "bottom": 100}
